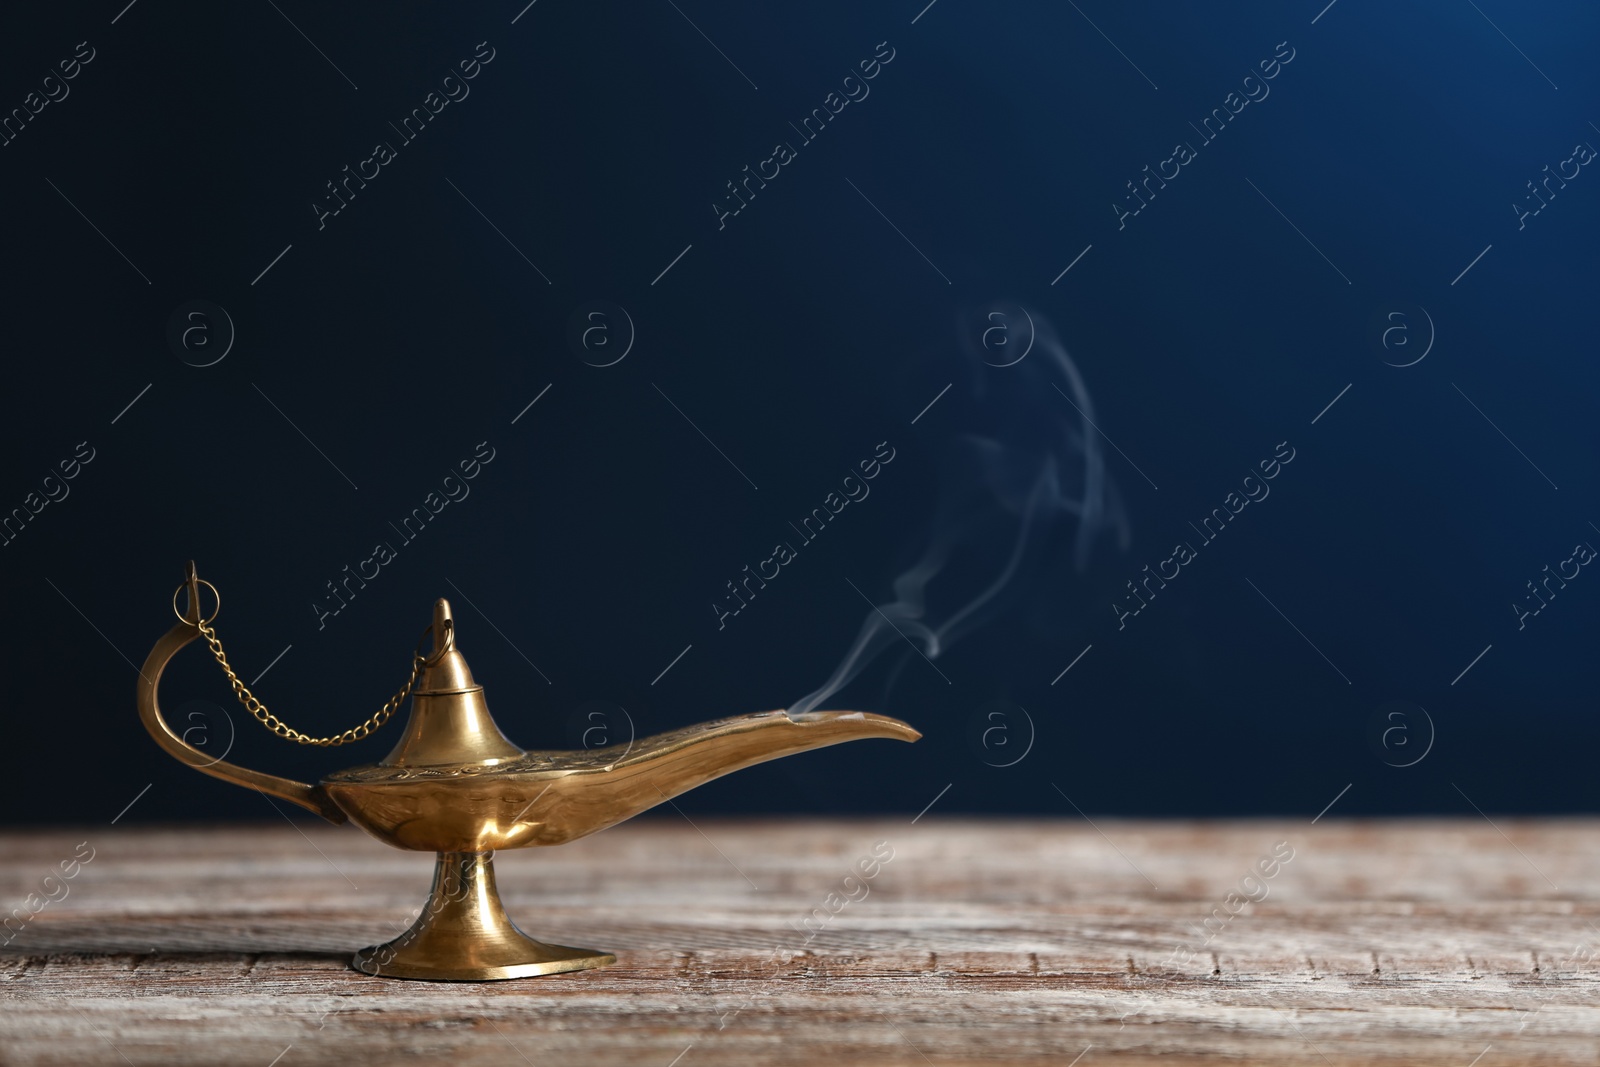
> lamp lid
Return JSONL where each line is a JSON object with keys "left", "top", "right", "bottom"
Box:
{"left": 378, "top": 599, "right": 525, "bottom": 768}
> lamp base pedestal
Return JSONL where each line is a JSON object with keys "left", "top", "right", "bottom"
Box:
{"left": 352, "top": 851, "right": 615, "bottom": 981}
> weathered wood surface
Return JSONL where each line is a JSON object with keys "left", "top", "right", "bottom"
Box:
{"left": 3, "top": 818, "right": 1599, "bottom": 1065}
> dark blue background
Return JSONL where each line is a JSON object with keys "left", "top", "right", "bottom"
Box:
{"left": 2, "top": 1, "right": 1595, "bottom": 826}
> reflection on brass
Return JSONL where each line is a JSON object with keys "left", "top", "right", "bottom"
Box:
{"left": 138, "top": 562, "right": 921, "bottom": 981}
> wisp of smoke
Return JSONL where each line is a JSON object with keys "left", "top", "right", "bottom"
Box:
{"left": 787, "top": 307, "right": 1129, "bottom": 716}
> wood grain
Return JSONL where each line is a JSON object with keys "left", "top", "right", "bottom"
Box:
{"left": 2, "top": 818, "right": 1597, "bottom": 1065}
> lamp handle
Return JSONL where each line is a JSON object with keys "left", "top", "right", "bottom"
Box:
{"left": 135, "top": 562, "right": 346, "bottom": 824}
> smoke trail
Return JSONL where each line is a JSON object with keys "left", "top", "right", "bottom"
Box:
{"left": 787, "top": 307, "right": 1128, "bottom": 716}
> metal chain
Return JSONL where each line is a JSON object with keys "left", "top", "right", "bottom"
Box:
{"left": 197, "top": 619, "right": 424, "bottom": 747}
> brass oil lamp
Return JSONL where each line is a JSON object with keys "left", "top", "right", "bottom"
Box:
{"left": 138, "top": 563, "right": 919, "bottom": 981}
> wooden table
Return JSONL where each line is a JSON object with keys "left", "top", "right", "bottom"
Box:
{"left": 2, "top": 819, "right": 1596, "bottom": 1065}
